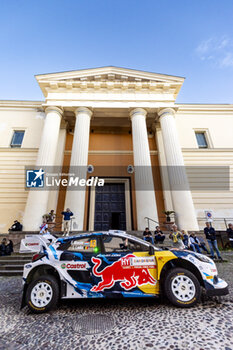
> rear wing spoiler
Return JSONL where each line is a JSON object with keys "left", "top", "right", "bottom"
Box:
{"left": 19, "top": 235, "right": 51, "bottom": 253}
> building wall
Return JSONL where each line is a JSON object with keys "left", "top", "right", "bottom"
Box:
{"left": 175, "top": 109, "right": 233, "bottom": 228}
{"left": 0, "top": 105, "right": 43, "bottom": 232}
{"left": 0, "top": 106, "right": 44, "bottom": 148}
{"left": 176, "top": 109, "right": 233, "bottom": 149}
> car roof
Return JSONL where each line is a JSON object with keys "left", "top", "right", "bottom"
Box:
{"left": 57, "top": 230, "right": 157, "bottom": 248}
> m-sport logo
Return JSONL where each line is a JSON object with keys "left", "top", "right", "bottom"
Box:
{"left": 26, "top": 169, "right": 45, "bottom": 188}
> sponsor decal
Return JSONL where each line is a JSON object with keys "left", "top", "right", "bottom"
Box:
{"left": 25, "top": 243, "right": 39, "bottom": 246}
{"left": 91, "top": 254, "right": 157, "bottom": 292}
{"left": 121, "top": 256, "right": 156, "bottom": 269}
{"left": 206, "top": 275, "right": 214, "bottom": 280}
{"left": 60, "top": 262, "right": 89, "bottom": 270}
{"left": 25, "top": 264, "right": 32, "bottom": 268}
{"left": 188, "top": 256, "right": 195, "bottom": 263}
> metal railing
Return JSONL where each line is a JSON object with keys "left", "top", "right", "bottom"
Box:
{"left": 144, "top": 217, "right": 160, "bottom": 230}
{"left": 197, "top": 217, "right": 233, "bottom": 230}
{"left": 45, "top": 215, "right": 76, "bottom": 232}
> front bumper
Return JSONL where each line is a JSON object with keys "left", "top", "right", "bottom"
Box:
{"left": 206, "top": 285, "right": 229, "bottom": 297}
{"left": 205, "top": 278, "right": 229, "bottom": 297}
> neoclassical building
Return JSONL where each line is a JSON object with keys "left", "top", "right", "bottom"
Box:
{"left": 0, "top": 66, "right": 233, "bottom": 233}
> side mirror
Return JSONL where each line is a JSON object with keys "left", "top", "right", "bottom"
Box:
{"left": 149, "top": 245, "right": 155, "bottom": 255}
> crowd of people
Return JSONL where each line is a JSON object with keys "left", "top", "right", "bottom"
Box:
{"left": 4, "top": 211, "right": 233, "bottom": 253}
{"left": 143, "top": 221, "right": 233, "bottom": 260}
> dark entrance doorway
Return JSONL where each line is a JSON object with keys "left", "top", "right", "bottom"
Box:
{"left": 94, "top": 183, "right": 126, "bottom": 231}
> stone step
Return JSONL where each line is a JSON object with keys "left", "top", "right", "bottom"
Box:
{"left": 0, "top": 255, "right": 33, "bottom": 260}
{"left": 0, "top": 270, "right": 23, "bottom": 276}
{"left": 9, "top": 252, "right": 33, "bottom": 256}
{"left": 0, "top": 265, "right": 24, "bottom": 271}
{"left": 0, "top": 259, "right": 31, "bottom": 265}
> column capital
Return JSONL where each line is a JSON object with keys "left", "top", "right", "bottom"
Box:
{"left": 45, "top": 106, "right": 63, "bottom": 117}
{"left": 130, "top": 108, "right": 147, "bottom": 119}
{"left": 75, "top": 107, "right": 93, "bottom": 119}
{"left": 158, "top": 108, "right": 176, "bottom": 119}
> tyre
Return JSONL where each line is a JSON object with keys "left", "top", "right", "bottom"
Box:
{"left": 163, "top": 267, "right": 201, "bottom": 308}
{"left": 25, "top": 275, "right": 59, "bottom": 313}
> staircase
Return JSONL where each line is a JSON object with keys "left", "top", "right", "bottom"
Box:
{"left": 0, "top": 253, "right": 33, "bottom": 276}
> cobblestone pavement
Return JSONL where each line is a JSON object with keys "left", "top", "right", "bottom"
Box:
{"left": 0, "top": 252, "right": 233, "bottom": 350}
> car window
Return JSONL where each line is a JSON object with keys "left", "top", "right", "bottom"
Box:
{"left": 102, "top": 235, "right": 148, "bottom": 253}
{"left": 59, "top": 236, "right": 100, "bottom": 254}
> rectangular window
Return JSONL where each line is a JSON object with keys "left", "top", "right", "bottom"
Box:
{"left": 10, "top": 131, "right": 25, "bottom": 148}
{"left": 195, "top": 132, "right": 208, "bottom": 148}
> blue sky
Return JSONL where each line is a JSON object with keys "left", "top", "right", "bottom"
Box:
{"left": 1, "top": 0, "right": 233, "bottom": 103}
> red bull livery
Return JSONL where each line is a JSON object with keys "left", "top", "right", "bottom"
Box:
{"left": 20, "top": 230, "right": 229, "bottom": 313}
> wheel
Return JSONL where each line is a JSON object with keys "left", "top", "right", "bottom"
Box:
{"left": 25, "top": 275, "right": 59, "bottom": 313}
{"left": 163, "top": 268, "right": 201, "bottom": 308}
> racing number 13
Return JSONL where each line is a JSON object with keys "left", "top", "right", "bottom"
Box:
{"left": 90, "top": 240, "right": 96, "bottom": 248}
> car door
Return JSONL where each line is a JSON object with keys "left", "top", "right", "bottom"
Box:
{"left": 59, "top": 235, "right": 102, "bottom": 289}
{"left": 90, "top": 234, "right": 158, "bottom": 297}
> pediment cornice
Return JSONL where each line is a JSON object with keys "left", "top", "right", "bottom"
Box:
{"left": 36, "top": 66, "right": 184, "bottom": 100}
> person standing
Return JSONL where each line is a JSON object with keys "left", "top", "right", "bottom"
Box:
{"left": 181, "top": 230, "right": 190, "bottom": 249}
{"left": 47, "top": 210, "right": 56, "bottom": 223}
{"left": 204, "top": 222, "right": 222, "bottom": 260}
{"left": 226, "top": 223, "right": 233, "bottom": 248}
{"left": 39, "top": 220, "right": 48, "bottom": 234}
{"left": 61, "top": 208, "right": 73, "bottom": 236}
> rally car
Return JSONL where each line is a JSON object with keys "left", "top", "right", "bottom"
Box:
{"left": 20, "top": 231, "right": 229, "bottom": 313}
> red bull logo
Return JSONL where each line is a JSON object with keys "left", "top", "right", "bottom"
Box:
{"left": 91, "top": 254, "right": 157, "bottom": 292}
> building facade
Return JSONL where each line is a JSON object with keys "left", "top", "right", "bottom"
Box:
{"left": 0, "top": 66, "right": 233, "bottom": 233}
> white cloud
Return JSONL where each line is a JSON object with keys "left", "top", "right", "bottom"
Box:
{"left": 195, "top": 36, "right": 233, "bottom": 68}
{"left": 220, "top": 53, "right": 233, "bottom": 67}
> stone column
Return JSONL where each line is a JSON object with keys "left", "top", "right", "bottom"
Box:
{"left": 46, "top": 121, "right": 67, "bottom": 212}
{"left": 158, "top": 108, "right": 199, "bottom": 230}
{"left": 23, "top": 106, "right": 63, "bottom": 230}
{"left": 130, "top": 108, "right": 158, "bottom": 230}
{"left": 155, "top": 127, "right": 174, "bottom": 211}
{"left": 65, "top": 107, "right": 92, "bottom": 231}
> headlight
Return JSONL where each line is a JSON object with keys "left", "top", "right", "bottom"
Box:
{"left": 194, "top": 254, "right": 212, "bottom": 264}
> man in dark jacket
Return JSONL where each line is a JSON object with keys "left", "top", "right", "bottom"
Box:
{"left": 227, "top": 223, "right": 233, "bottom": 248}
{"left": 204, "top": 222, "right": 222, "bottom": 260}
{"left": 61, "top": 208, "right": 74, "bottom": 236}
{"left": 8, "top": 220, "right": 22, "bottom": 232}
{"left": 143, "top": 227, "right": 154, "bottom": 244}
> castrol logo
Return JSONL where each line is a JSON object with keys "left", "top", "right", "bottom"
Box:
{"left": 61, "top": 262, "right": 88, "bottom": 270}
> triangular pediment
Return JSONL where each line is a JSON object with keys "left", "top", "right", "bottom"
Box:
{"left": 36, "top": 66, "right": 184, "bottom": 84}
{"left": 36, "top": 66, "right": 185, "bottom": 101}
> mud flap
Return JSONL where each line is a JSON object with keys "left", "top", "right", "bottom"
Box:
{"left": 20, "top": 284, "right": 27, "bottom": 309}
